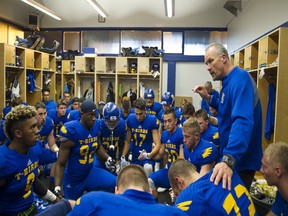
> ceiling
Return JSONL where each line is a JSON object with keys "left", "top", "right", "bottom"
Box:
{"left": 1, "top": 0, "right": 245, "bottom": 29}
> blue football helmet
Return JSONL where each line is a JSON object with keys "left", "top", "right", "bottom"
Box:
{"left": 161, "top": 92, "right": 175, "bottom": 107}
{"left": 144, "top": 88, "right": 155, "bottom": 99}
{"left": 103, "top": 102, "right": 120, "bottom": 130}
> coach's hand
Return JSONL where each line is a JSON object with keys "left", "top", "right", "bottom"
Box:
{"left": 210, "top": 162, "right": 233, "bottom": 190}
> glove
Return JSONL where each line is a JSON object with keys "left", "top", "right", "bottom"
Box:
{"left": 120, "top": 156, "right": 130, "bottom": 168}
{"left": 105, "top": 157, "right": 116, "bottom": 173}
{"left": 128, "top": 152, "right": 132, "bottom": 162}
{"left": 51, "top": 144, "right": 59, "bottom": 153}
{"left": 54, "top": 186, "right": 63, "bottom": 198}
{"left": 139, "top": 150, "right": 150, "bottom": 160}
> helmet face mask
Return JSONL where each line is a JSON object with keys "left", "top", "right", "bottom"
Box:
{"left": 161, "top": 92, "right": 175, "bottom": 108}
{"left": 103, "top": 102, "right": 120, "bottom": 131}
{"left": 144, "top": 88, "right": 155, "bottom": 107}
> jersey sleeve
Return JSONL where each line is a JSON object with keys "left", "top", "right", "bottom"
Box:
{"left": 150, "top": 115, "right": 160, "bottom": 130}
{"left": 59, "top": 122, "right": 77, "bottom": 142}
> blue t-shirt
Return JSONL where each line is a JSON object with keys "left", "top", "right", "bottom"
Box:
{"left": 68, "top": 189, "right": 187, "bottom": 216}
{"left": 127, "top": 114, "right": 159, "bottom": 160}
{"left": 59, "top": 120, "right": 100, "bottom": 182}
{"left": 39, "top": 116, "right": 54, "bottom": 147}
{"left": 0, "top": 142, "right": 45, "bottom": 214}
{"left": 175, "top": 170, "right": 257, "bottom": 216}
{"left": 183, "top": 139, "right": 218, "bottom": 173}
{"left": 42, "top": 99, "right": 57, "bottom": 111}
{"left": 120, "top": 108, "right": 135, "bottom": 121}
{"left": 146, "top": 101, "right": 162, "bottom": 116}
{"left": 201, "top": 124, "right": 219, "bottom": 148}
{"left": 162, "top": 127, "right": 183, "bottom": 168}
{"left": 99, "top": 118, "right": 127, "bottom": 160}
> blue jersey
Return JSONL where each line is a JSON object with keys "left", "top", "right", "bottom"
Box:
{"left": 42, "top": 99, "right": 57, "bottom": 111}
{"left": 120, "top": 108, "right": 135, "bottom": 121}
{"left": 162, "top": 127, "right": 183, "bottom": 168}
{"left": 68, "top": 189, "right": 187, "bottom": 216}
{"left": 146, "top": 101, "right": 162, "bottom": 116}
{"left": 210, "top": 66, "right": 262, "bottom": 171}
{"left": 0, "top": 142, "right": 44, "bottom": 214}
{"left": 99, "top": 118, "right": 127, "bottom": 160}
{"left": 175, "top": 170, "right": 256, "bottom": 216}
{"left": 149, "top": 127, "right": 183, "bottom": 188}
{"left": 39, "top": 116, "right": 54, "bottom": 147}
{"left": 183, "top": 139, "right": 218, "bottom": 173}
{"left": 2, "top": 106, "right": 12, "bottom": 119}
{"left": 67, "top": 110, "right": 81, "bottom": 121}
{"left": 201, "top": 90, "right": 220, "bottom": 115}
{"left": 127, "top": 114, "right": 159, "bottom": 161}
{"left": 271, "top": 191, "right": 288, "bottom": 216}
{"left": 158, "top": 109, "right": 185, "bottom": 129}
{"left": 48, "top": 109, "right": 69, "bottom": 143}
{"left": 201, "top": 124, "right": 219, "bottom": 148}
{"left": 0, "top": 119, "right": 6, "bottom": 144}
{"left": 59, "top": 120, "right": 100, "bottom": 182}
{"left": 67, "top": 110, "right": 100, "bottom": 122}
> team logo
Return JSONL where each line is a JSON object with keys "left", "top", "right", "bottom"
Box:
{"left": 221, "top": 93, "right": 225, "bottom": 103}
{"left": 202, "top": 147, "right": 213, "bottom": 158}
{"left": 176, "top": 200, "right": 192, "bottom": 211}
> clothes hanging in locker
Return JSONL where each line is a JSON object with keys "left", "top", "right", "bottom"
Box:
{"left": 264, "top": 83, "right": 275, "bottom": 140}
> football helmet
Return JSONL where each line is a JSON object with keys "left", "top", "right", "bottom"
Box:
{"left": 144, "top": 88, "right": 155, "bottom": 99}
{"left": 161, "top": 92, "right": 175, "bottom": 107}
{"left": 103, "top": 102, "right": 120, "bottom": 130}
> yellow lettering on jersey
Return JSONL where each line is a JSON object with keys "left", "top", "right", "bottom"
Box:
{"left": 146, "top": 110, "right": 156, "bottom": 115}
{"left": 60, "top": 126, "right": 67, "bottom": 134}
{"left": 23, "top": 161, "right": 39, "bottom": 176}
{"left": 202, "top": 147, "right": 212, "bottom": 158}
{"left": 164, "top": 143, "right": 176, "bottom": 149}
{"left": 103, "top": 137, "right": 120, "bottom": 141}
{"left": 132, "top": 128, "right": 148, "bottom": 134}
{"left": 76, "top": 197, "right": 81, "bottom": 205}
{"left": 222, "top": 184, "right": 256, "bottom": 216}
{"left": 176, "top": 200, "right": 192, "bottom": 211}
{"left": 235, "top": 185, "right": 256, "bottom": 215}
{"left": 79, "top": 137, "right": 97, "bottom": 145}
{"left": 213, "top": 132, "right": 219, "bottom": 139}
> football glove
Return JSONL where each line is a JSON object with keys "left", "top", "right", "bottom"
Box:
{"left": 105, "top": 156, "right": 116, "bottom": 173}
{"left": 139, "top": 150, "right": 150, "bottom": 160}
{"left": 54, "top": 186, "right": 63, "bottom": 198}
{"left": 120, "top": 156, "right": 130, "bottom": 168}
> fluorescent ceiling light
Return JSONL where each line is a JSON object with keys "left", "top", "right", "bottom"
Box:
{"left": 86, "top": 0, "right": 109, "bottom": 18}
{"left": 164, "top": 0, "right": 175, "bottom": 17}
{"left": 21, "top": 0, "right": 62, "bottom": 20}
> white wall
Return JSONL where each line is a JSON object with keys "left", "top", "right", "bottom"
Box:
{"left": 162, "top": 62, "right": 221, "bottom": 111}
{"left": 227, "top": 0, "right": 288, "bottom": 53}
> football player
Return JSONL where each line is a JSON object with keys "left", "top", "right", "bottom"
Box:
{"left": 148, "top": 108, "right": 184, "bottom": 199}
{"left": 144, "top": 88, "right": 162, "bottom": 117}
{"left": 54, "top": 100, "right": 116, "bottom": 200}
{"left": 182, "top": 117, "right": 218, "bottom": 176}
{"left": 126, "top": 98, "right": 161, "bottom": 177}
{"left": 169, "top": 159, "right": 256, "bottom": 216}
{"left": 98, "top": 102, "right": 130, "bottom": 170}
{"left": 0, "top": 105, "right": 59, "bottom": 215}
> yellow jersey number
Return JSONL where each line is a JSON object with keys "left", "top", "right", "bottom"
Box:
{"left": 79, "top": 142, "right": 98, "bottom": 164}
{"left": 23, "top": 172, "right": 35, "bottom": 199}
{"left": 133, "top": 133, "right": 146, "bottom": 147}
{"left": 222, "top": 184, "right": 256, "bottom": 215}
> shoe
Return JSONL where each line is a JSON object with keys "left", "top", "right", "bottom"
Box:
{"left": 157, "top": 187, "right": 168, "bottom": 193}
{"left": 29, "top": 37, "right": 41, "bottom": 50}
{"left": 35, "top": 37, "right": 45, "bottom": 50}
{"left": 40, "top": 40, "right": 60, "bottom": 54}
